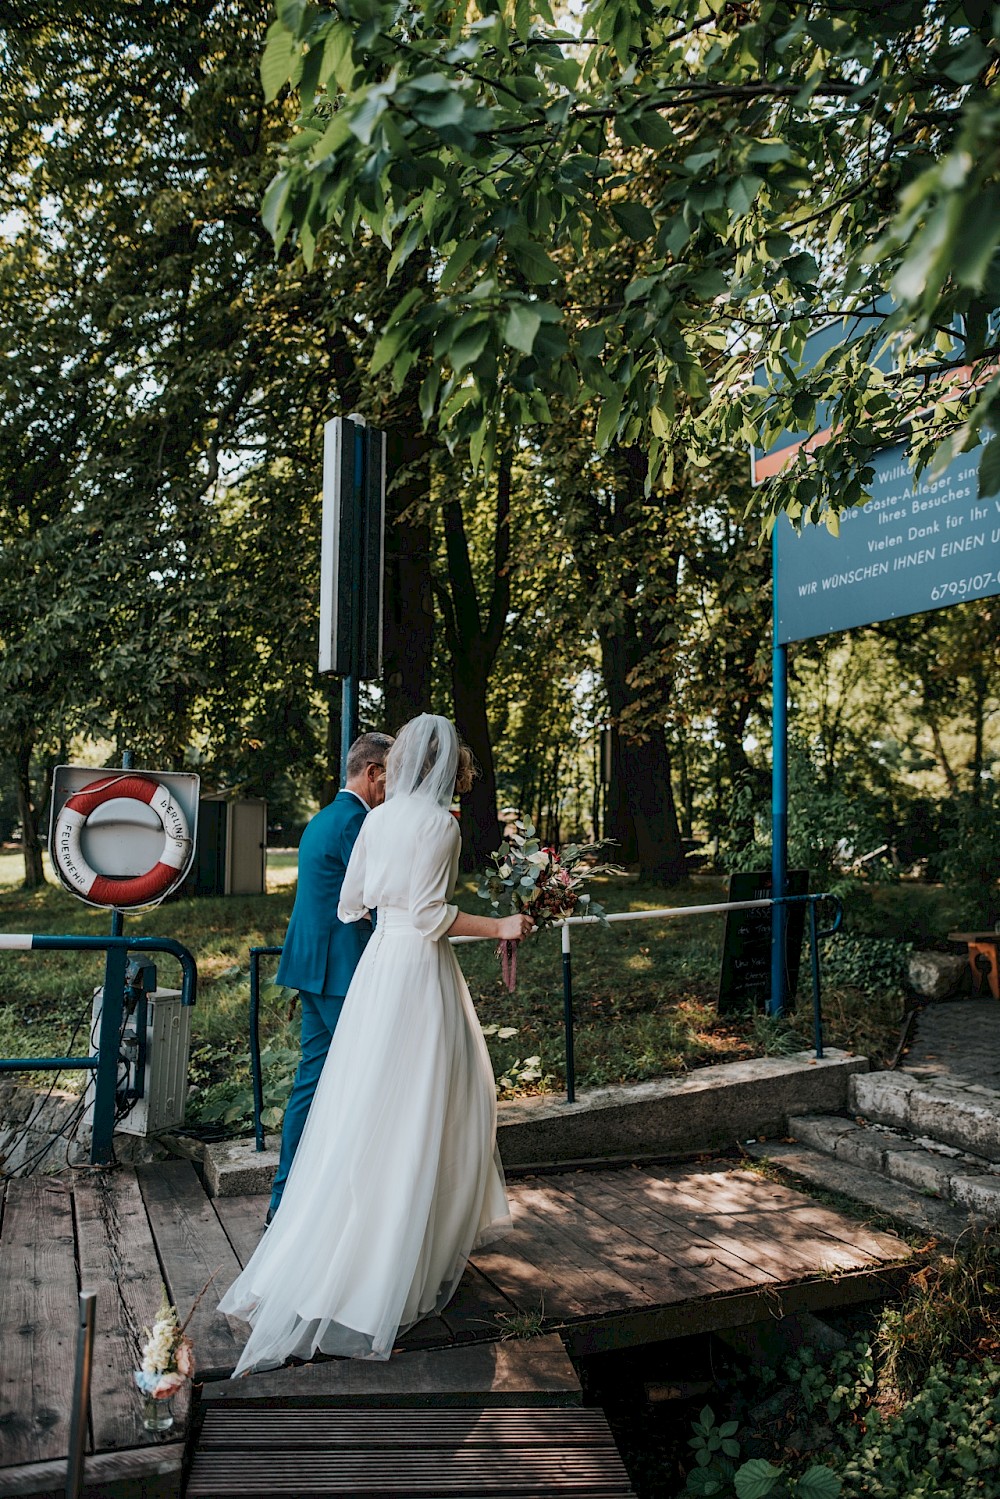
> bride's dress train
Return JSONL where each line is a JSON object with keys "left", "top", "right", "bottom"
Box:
{"left": 218, "top": 794, "right": 511, "bottom": 1375}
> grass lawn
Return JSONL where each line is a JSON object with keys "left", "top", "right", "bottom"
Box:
{"left": 0, "top": 845, "right": 930, "bottom": 1133}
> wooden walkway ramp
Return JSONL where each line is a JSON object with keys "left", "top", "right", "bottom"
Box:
{"left": 0, "top": 1155, "right": 914, "bottom": 1496}
{"left": 189, "top": 1399, "right": 634, "bottom": 1496}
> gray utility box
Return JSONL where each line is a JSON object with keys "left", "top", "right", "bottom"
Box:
{"left": 85, "top": 987, "right": 191, "bottom": 1137}
{"left": 184, "top": 796, "right": 267, "bottom": 897}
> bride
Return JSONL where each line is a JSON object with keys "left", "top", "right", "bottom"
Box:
{"left": 219, "top": 714, "right": 534, "bottom": 1373}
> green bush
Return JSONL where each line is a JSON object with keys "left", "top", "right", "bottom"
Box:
{"left": 681, "top": 1349, "right": 1000, "bottom": 1498}
{"left": 834, "top": 1360, "right": 1000, "bottom": 1497}
{"left": 876, "top": 1232, "right": 1000, "bottom": 1395}
{"left": 939, "top": 786, "right": 1000, "bottom": 930}
{"left": 720, "top": 746, "right": 898, "bottom": 897}
{"left": 820, "top": 933, "right": 912, "bottom": 995}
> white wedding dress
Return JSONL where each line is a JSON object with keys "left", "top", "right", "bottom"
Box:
{"left": 219, "top": 790, "right": 511, "bottom": 1375}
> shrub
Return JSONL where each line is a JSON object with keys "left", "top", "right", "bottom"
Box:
{"left": 681, "top": 1351, "right": 1000, "bottom": 1498}
{"left": 820, "top": 933, "right": 912, "bottom": 995}
{"left": 876, "top": 1230, "right": 1000, "bottom": 1395}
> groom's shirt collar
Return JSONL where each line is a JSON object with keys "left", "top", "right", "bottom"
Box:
{"left": 341, "top": 788, "right": 369, "bottom": 811}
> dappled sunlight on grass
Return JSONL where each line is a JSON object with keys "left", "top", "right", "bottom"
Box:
{"left": 0, "top": 859, "right": 933, "bottom": 1129}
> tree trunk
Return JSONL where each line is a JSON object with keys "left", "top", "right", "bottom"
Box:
{"left": 382, "top": 431, "right": 434, "bottom": 731}
{"left": 675, "top": 731, "right": 693, "bottom": 841}
{"left": 721, "top": 728, "right": 756, "bottom": 852}
{"left": 15, "top": 736, "right": 45, "bottom": 888}
{"left": 600, "top": 632, "right": 686, "bottom": 882}
{"left": 603, "top": 724, "right": 637, "bottom": 864}
{"left": 451, "top": 657, "right": 502, "bottom": 869}
{"left": 566, "top": 444, "right": 686, "bottom": 883}
{"left": 592, "top": 731, "right": 603, "bottom": 842}
{"left": 435, "top": 452, "right": 513, "bottom": 871}
{"left": 928, "top": 714, "right": 959, "bottom": 795}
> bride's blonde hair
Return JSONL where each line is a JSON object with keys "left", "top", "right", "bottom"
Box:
{"left": 455, "top": 744, "right": 477, "bottom": 796}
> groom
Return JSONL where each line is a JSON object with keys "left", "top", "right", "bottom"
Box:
{"left": 267, "top": 730, "right": 394, "bottom": 1222}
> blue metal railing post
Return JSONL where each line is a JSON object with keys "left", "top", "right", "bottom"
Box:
{"left": 810, "top": 892, "right": 844, "bottom": 1059}
{"left": 341, "top": 676, "right": 359, "bottom": 784}
{"left": 249, "top": 945, "right": 284, "bottom": 1151}
{"left": 808, "top": 899, "right": 824, "bottom": 1059}
{"left": 771, "top": 524, "right": 789, "bottom": 1017}
{"left": 109, "top": 749, "right": 133, "bottom": 942}
{"left": 560, "top": 923, "right": 576, "bottom": 1104}
{"left": 91, "top": 944, "right": 127, "bottom": 1165}
{"left": 249, "top": 950, "right": 264, "bottom": 1152}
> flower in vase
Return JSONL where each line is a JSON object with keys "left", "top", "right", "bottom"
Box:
{"left": 134, "top": 1368, "right": 187, "bottom": 1399}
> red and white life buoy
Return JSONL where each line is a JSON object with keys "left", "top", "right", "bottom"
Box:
{"left": 53, "top": 774, "right": 192, "bottom": 907}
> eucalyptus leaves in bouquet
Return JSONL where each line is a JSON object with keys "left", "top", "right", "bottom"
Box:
{"left": 478, "top": 810, "right": 622, "bottom": 989}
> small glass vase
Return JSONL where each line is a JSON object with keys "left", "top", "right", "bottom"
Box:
{"left": 141, "top": 1392, "right": 176, "bottom": 1433}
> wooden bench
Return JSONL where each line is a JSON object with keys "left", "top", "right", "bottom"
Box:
{"left": 948, "top": 931, "right": 1000, "bottom": 1000}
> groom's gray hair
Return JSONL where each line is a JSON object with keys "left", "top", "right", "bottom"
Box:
{"left": 345, "top": 731, "right": 394, "bottom": 780}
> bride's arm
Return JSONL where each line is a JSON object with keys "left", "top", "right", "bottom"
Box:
{"left": 410, "top": 817, "right": 535, "bottom": 942}
{"left": 447, "top": 909, "right": 534, "bottom": 941}
{"left": 337, "top": 820, "right": 369, "bottom": 923}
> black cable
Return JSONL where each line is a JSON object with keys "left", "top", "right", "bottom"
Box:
{"left": 0, "top": 1012, "right": 87, "bottom": 1181}
{"left": 3, "top": 980, "right": 146, "bottom": 1180}
{"left": 67, "top": 992, "right": 138, "bottom": 1172}
{"left": 16, "top": 1091, "right": 91, "bottom": 1178}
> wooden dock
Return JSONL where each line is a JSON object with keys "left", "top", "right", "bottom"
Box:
{"left": 0, "top": 1156, "right": 914, "bottom": 1496}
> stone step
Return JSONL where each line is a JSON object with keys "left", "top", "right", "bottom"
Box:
{"left": 204, "top": 1050, "right": 868, "bottom": 1195}
{"left": 849, "top": 1069, "right": 1000, "bottom": 1162}
{"left": 788, "top": 1111, "right": 1000, "bottom": 1225}
{"left": 745, "top": 1140, "right": 973, "bottom": 1239}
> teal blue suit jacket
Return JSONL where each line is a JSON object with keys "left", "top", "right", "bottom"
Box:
{"left": 276, "top": 792, "right": 370, "bottom": 998}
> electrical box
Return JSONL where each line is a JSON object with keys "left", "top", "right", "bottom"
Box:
{"left": 85, "top": 986, "right": 191, "bottom": 1137}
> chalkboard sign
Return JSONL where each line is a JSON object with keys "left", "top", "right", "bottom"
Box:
{"left": 718, "top": 870, "right": 809, "bottom": 1013}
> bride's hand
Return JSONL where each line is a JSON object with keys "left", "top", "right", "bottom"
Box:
{"left": 497, "top": 913, "right": 535, "bottom": 942}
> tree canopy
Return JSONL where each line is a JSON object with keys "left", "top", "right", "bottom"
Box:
{"left": 261, "top": 0, "right": 1000, "bottom": 521}
{"left": 0, "top": 1, "right": 996, "bottom": 906}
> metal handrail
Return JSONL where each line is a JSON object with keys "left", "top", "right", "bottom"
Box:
{"left": 0, "top": 933, "right": 198, "bottom": 1007}
{"left": 0, "top": 934, "right": 198, "bottom": 1164}
{"left": 248, "top": 892, "right": 842, "bottom": 1146}
{"left": 248, "top": 945, "right": 285, "bottom": 1152}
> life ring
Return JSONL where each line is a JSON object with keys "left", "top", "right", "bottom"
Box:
{"left": 53, "top": 774, "right": 192, "bottom": 907}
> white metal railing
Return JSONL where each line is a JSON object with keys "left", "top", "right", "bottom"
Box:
{"left": 448, "top": 897, "right": 778, "bottom": 942}
{"left": 249, "top": 893, "right": 842, "bottom": 1143}
{"left": 450, "top": 894, "right": 841, "bottom": 1103}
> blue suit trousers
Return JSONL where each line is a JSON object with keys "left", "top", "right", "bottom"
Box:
{"left": 269, "top": 990, "right": 345, "bottom": 1215}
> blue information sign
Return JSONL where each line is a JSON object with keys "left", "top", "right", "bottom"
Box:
{"left": 775, "top": 440, "right": 1000, "bottom": 644}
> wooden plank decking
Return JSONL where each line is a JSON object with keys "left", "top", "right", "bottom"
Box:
{"left": 186, "top": 1406, "right": 635, "bottom": 1496}
{"left": 0, "top": 1155, "right": 915, "bottom": 1494}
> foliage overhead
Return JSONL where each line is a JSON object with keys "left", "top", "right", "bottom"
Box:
{"left": 262, "top": 0, "right": 1000, "bottom": 525}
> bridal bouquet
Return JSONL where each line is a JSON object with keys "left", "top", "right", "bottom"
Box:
{"left": 479, "top": 810, "right": 623, "bottom": 990}
{"left": 133, "top": 1285, "right": 195, "bottom": 1402}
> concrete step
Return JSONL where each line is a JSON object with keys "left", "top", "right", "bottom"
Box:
{"left": 788, "top": 1111, "right": 1000, "bottom": 1224}
{"left": 204, "top": 1050, "right": 868, "bottom": 1196}
{"left": 849, "top": 1069, "right": 1000, "bottom": 1162}
{"left": 745, "top": 1140, "right": 973, "bottom": 1239}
